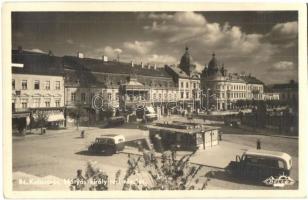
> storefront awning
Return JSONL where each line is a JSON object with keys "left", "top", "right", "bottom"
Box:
{"left": 47, "top": 113, "right": 65, "bottom": 122}
{"left": 12, "top": 112, "right": 30, "bottom": 118}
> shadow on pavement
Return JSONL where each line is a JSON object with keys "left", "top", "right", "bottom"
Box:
{"left": 75, "top": 150, "right": 114, "bottom": 157}
{"left": 205, "top": 169, "right": 268, "bottom": 187}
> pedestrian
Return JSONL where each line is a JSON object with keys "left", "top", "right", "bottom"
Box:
{"left": 81, "top": 130, "right": 85, "bottom": 138}
{"left": 256, "top": 139, "right": 261, "bottom": 150}
{"left": 218, "top": 132, "right": 222, "bottom": 141}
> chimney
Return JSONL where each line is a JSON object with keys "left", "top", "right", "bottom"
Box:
{"left": 77, "top": 52, "right": 84, "bottom": 59}
{"left": 131, "top": 61, "right": 134, "bottom": 67}
{"left": 102, "top": 55, "right": 108, "bottom": 62}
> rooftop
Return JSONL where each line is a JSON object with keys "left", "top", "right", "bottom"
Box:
{"left": 240, "top": 75, "right": 264, "bottom": 85}
{"left": 12, "top": 50, "right": 64, "bottom": 76}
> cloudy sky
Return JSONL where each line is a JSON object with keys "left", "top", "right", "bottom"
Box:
{"left": 12, "top": 11, "right": 298, "bottom": 84}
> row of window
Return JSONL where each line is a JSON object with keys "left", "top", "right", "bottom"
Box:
{"left": 153, "top": 93, "right": 177, "bottom": 101}
{"left": 17, "top": 98, "right": 61, "bottom": 109}
{"left": 12, "top": 79, "right": 61, "bottom": 90}
{"left": 180, "top": 82, "right": 199, "bottom": 89}
{"left": 217, "top": 92, "right": 264, "bottom": 99}
{"left": 216, "top": 84, "right": 247, "bottom": 91}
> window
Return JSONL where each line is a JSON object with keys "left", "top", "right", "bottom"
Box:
{"left": 22, "top": 102, "right": 27, "bottom": 109}
{"left": 22, "top": 80, "right": 27, "bottom": 90}
{"left": 115, "top": 93, "right": 119, "bottom": 100}
{"left": 153, "top": 93, "right": 156, "bottom": 100}
{"left": 55, "top": 99, "right": 61, "bottom": 107}
{"left": 174, "top": 94, "right": 177, "bottom": 100}
{"left": 81, "top": 93, "right": 86, "bottom": 102}
{"left": 55, "top": 81, "right": 60, "bottom": 90}
{"left": 71, "top": 92, "right": 76, "bottom": 102}
{"left": 107, "top": 93, "right": 112, "bottom": 101}
{"left": 45, "top": 100, "right": 50, "bottom": 107}
{"left": 159, "top": 94, "right": 162, "bottom": 100}
{"left": 181, "top": 82, "right": 184, "bottom": 88}
{"left": 278, "top": 160, "right": 285, "bottom": 169}
{"left": 193, "top": 83, "right": 196, "bottom": 89}
{"left": 45, "top": 81, "right": 50, "bottom": 90}
{"left": 186, "top": 82, "right": 189, "bottom": 88}
{"left": 186, "top": 92, "right": 189, "bottom": 99}
{"left": 181, "top": 92, "right": 184, "bottom": 99}
{"left": 34, "top": 80, "right": 40, "bottom": 90}
{"left": 164, "top": 93, "right": 167, "bottom": 100}
{"left": 33, "top": 98, "right": 40, "bottom": 107}
{"left": 12, "top": 79, "right": 15, "bottom": 90}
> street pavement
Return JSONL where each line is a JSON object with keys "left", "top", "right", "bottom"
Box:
{"left": 12, "top": 122, "right": 298, "bottom": 190}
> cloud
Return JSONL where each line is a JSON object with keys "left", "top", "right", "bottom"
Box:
{"left": 143, "top": 12, "right": 278, "bottom": 62}
{"left": 28, "top": 48, "right": 46, "bottom": 54}
{"left": 265, "top": 21, "right": 298, "bottom": 47}
{"left": 194, "top": 62, "right": 205, "bottom": 72}
{"left": 95, "top": 46, "right": 123, "bottom": 59}
{"left": 140, "top": 12, "right": 297, "bottom": 83}
{"left": 145, "top": 54, "right": 177, "bottom": 65}
{"left": 66, "top": 39, "right": 74, "bottom": 45}
{"left": 123, "top": 40, "right": 155, "bottom": 55}
{"left": 272, "top": 61, "right": 295, "bottom": 71}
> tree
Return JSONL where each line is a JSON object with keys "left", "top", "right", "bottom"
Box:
{"left": 34, "top": 110, "right": 49, "bottom": 134}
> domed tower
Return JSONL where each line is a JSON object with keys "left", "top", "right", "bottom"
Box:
{"left": 207, "top": 53, "right": 219, "bottom": 76}
{"left": 179, "top": 46, "right": 194, "bottom": 76}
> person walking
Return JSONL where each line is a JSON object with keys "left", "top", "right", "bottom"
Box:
{"left": 256, "top": 139, "right": 261, "bottom": 150}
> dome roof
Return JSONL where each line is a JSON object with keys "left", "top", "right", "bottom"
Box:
{"left": 180, "top": 46, "right": 193, "bottom": 66}
{"left": 208, "top": 53, "right": 218, "bottom": 70}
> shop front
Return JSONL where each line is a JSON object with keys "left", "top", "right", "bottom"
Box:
{"left": 31, "top": 107, "right": 65, "bottom": 129}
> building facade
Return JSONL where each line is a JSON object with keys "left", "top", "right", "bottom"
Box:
{"left": 267, "top": 80, "right": 298, "bottom": 107}
{"left": 12, "top": 49, "right": 65, "bottom": 132}
{"left": 201, "top": 53, "right": 264, "bottom": 110}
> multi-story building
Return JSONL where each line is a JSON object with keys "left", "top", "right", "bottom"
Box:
{"left": 62, "top": 53, "right": 179, "bottom": 120}
{"left": 267, "top": 80, "right": 298, "bottom": 106}
{"left": 12, "top": 47, "right": 267, "bottom": 123}
{"left": 165, "top": 47, "right": 201, "bottom": 112}
{"left": 201, "top": 53, "right": 264, "bottom": 110}
{"left": 12, "top": 49, "right": 65, "bottom": 130}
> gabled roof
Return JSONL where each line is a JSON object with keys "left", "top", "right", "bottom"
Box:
{"left": 12, "top": 50, "right": 64, "bottom": 76}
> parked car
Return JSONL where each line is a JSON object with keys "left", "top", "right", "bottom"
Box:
{"left": 224, "top": 118, "right": 241, "bottom": 128}
{"left": 88, "top": 134, "right": 126, "bottom": 155}
{"left": 106, "top": 116, "right": 125, "bottom": 127}
{"left": 226, "top": 149, "right": 292, "bottom": 181}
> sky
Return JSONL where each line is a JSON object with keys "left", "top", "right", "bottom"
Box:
{"left": 12, "top": 11, "right": 298, "bottom": 84}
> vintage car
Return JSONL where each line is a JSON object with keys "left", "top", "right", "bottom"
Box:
{"left": 105, "top": 116, "right": 125, "bottom": 127}
{"left": 226, "top": 149, "right": 292, "bottom": 181}
{"left": 88, "top": 134, "right": 126, "bottom": 154}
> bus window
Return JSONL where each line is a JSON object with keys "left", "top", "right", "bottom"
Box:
{"left": 278, "top": 160, "right": 285, "bottom": 169}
